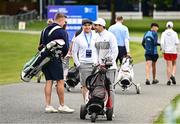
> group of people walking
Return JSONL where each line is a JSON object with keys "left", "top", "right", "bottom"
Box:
{"left": 38, "top": 12, "right": 179, "bottom": 114}
{"left": 142, "top": 21, "right": 179, "bottom": 86}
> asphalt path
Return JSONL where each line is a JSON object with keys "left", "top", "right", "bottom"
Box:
{"left": 0, "top": 57, "right": 180, "bottom": 124}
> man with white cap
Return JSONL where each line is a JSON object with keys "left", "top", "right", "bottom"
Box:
{"left": 160, "top": 21, "right": 179, "bottom": 85}
{"left": 93, "top": 18, "right": 118, "bottom": 114}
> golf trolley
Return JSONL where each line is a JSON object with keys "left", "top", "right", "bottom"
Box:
{"left": 114, "top": 56, "right": 141, "bottom": 94}
{"left": 80, "top": 57, "right": 113, "bottom": 123}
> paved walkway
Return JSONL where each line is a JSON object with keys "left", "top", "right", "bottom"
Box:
{"left": 0, "top": 57, "right": 180, "bottom": 124}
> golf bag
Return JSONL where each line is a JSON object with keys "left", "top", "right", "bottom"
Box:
{"left": 21, "top": 39, "right": 65, "bottom": 82}
{"left": 114, "top": 55, "right": 141, "bottom": 94}
{"left": 65, "top": 66, "right": 80, "bottom": 88}
{"left": 80, "top": 57, "right": 113, "bottom": 122}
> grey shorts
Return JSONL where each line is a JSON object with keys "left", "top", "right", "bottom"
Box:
{"left": 106, "top": 69, "right": 116, "bottom": 84}
{"left": 79, "top": 63, "right": 93, "bottom": 86}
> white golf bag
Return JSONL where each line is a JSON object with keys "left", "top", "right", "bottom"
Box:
{"left": 21, "top": 39, "right": 65, "bottom": 82}
{"left": 114, "top": 56, "right": 140, "bottom": 94}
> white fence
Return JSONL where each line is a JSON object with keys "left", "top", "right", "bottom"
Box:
{"left": 153, "top": 11, "right": 180, "bottom": 20}
{"left": 98, "top": 11, "right": 143, "bottom": 20}
{"left": 0, "top": 10, "right": 38, "bottom": 29}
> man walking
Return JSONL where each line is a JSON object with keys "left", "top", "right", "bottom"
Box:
{"left": 142, "top": 23, "right": 160, "bottom": 85}
{"left": 160, "top": 21, "right": 179, "bottom": 85}
{"left": 108, "top": 16, "right": 130, "bottom": 65}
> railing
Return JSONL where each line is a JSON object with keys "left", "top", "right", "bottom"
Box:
{"left": 153, "top": 11, "right": 180, "bottom": 20}
{"left": 0, "top": 10, "right": 38, "bottom": 29}
{"left": 98, "top": 11, "right": 143, "bottom": 20}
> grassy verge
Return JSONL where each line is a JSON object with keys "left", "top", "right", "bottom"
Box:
{"left": 154, "top": 94, "right": 180, "bottom": 124}
{"left": 26, "top": 18, "right": 180, "bottom": 32}
{"left": 0, "top": 32, "right": 39, "bottom": 84}
{"left": 106, "top": 17, "right": 180, "bottom": 33}
{"left": 0, "top": 32, "right": 146, "bottom": 85}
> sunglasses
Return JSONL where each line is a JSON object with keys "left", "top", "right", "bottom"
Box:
{"left": 94, "top": 24, "right": 100, "bottom": 26}
{"left": 83, "top": 24, "right": 92, "bottom": 26}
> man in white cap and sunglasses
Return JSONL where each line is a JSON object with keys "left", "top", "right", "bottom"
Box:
{"left": 93, "top": 18, "right": 118, "bottom": 115}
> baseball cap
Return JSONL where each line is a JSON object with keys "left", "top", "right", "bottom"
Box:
{"left": 166, "top": 21, "right": 173, "bottom": 28}
{"left": 93, "top": 18, "right": 106, "bottom": 27}
{"left": 82, "top": 19, "right": 92, "bottom": 25}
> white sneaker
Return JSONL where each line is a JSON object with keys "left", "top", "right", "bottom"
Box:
{"left": 58, "top": 105, "right": 75, "bottom": 113}
{"left": 113, "top": 113, "right": 115, "bottom": 118}
{"left": 45, "top": 106, "right": 58, "bottom": 113}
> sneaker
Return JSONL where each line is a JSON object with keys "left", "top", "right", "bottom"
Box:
{"left": 58, "top": 105, "right": 75, "bottom": 113}
{"left": 170, "top": 75, "right": 176, "bottom": 85}
{"left": 152, "top": 79, "right": 159, "bottom": 84}
{"left": 112, "top": 113, "right": 115, "bottom": 118}
{"left": 167, "top": 80, "right": 171, "bottom": 85}
{"left": 45, "top": 106, "right": 58, "bottom": 113}
{"left": 145, "top": 79, "right": 150, "bottom": 85}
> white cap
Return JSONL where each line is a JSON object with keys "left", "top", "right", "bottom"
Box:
{"left": 93, "top": 18, "right": 106, "bottom": 27}
{"left": 166, "top": 21, "right": 173, "bottom": 28}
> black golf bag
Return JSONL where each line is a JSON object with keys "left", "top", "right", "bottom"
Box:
{"left": 65, "top": 66, "right": 80, "bottom": 88}
{"left": 80, "top": 57, "right": 114, "bottom": 122}
{"left": 21, "top": 39, "right": 65, "bottom": 82}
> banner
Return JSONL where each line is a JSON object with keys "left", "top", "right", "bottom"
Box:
{"left": 48, "top": 5, "right": 98, "bottom": 42}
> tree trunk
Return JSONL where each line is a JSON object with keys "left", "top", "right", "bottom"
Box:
{"left": 110, "top": 0, "right": 116, "bottom": 25}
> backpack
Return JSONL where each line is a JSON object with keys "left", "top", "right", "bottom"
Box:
{"left": 144, "top": 31, "right": 155, "bottom": 55}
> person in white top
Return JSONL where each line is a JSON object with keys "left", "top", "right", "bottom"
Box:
{"left": 93, "top": 18, "right": 118, "bottom": 113}
{"left": 160, "top": 21, "right": 179, "bottom": 85}
{"left": 72, "top": 19, "right": 98, "bottom": 102}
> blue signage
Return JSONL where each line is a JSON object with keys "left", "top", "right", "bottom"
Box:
{"left": 47, "top": 5, "right": 98, "bottom": 42}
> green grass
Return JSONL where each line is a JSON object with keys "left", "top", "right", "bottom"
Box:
{"left": 130, "top": 41, "right": 145, "bottom": 63}
{"left": 0, "top": 32, "right": 145, "bottom": 85}
{"left": 0, "top": 32, "right": 39, "bottom": 84}
{"left": 106, "top": 17, "right": 180, "bottom": 33}
{"left": 26, "top": 20, "right": 47, "bottom": 31}
{"left": 154, "top": 94, "right": 180, "bottom": 124}
{"left": 26, "top": 18, "right": 180, "bottom": 33}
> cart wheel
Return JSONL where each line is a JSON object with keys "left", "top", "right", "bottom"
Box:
{"left": 136, "top": 84, "right": 141, "bottom": 94}
{"left": 80, "top": 104, "right": 87, "bottom": 119}
{"left": 106, "top": 108, "right": 113, "bottom": 121}
{"left": 91, "top": 112, "right": 96, "bottom": 122}
{"left": 65, "top": 84, "right": 71, "bottom": 92}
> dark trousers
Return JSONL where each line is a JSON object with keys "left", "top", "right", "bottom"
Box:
{"left": 116, "top": 46, "right": 127, "bottom": 65}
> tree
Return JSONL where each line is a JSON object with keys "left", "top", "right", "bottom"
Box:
{"left": 110, "top": 0, "right": 115, "bottom": 25}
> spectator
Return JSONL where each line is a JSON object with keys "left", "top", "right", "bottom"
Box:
{"left": 160, "top": 21, "right": 179, "bottom": 85}
{"left": 17, "top": 5, "right": 28, "bottom": 14}
{"left": 72, "top": 19, "right": 98, "bottom": 102}
{"left": 39, "top": 13, "right": 74, "bottom": 113}
{"left": 142, "top": 23, "right": 160, "bottom": 85}
{"left": 108, "top": 16, "right": 130, "bottom": 65}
